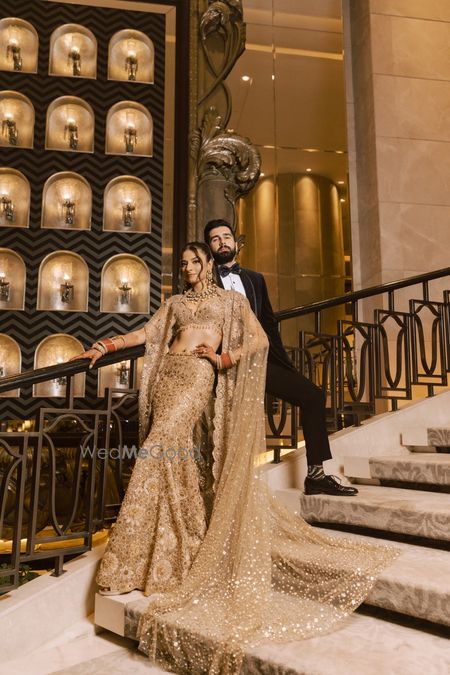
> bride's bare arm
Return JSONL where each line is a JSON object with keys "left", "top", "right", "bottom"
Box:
{"left": 71, "top": 327, "right": 146, "bottom": 369}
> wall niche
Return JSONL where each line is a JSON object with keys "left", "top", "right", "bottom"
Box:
{"left": 0, "top": 168, "right": 30, "bottom": 228}
{"left": 0, "top": 91, "right": 34, "bottom": 148}
{"left": 46, "top": 96, "right": 94, "bottom": 153}
{"left": 108, "top": 29, "right": 154, "bottom": 84}
{"left": 0, "top": 18, "right": 39, "bottom": 74}
{"left": 98, "top": 357, "right": 143, "bottom": 398}
{"left": 49, "top": 24, "right": 97, "bottom": 79}
{"left": 37, "top": 251, "right": 89, "bottom": 312}
{"left": 101, "top": 254, "right": 150, "bottom": 314}
{"left": 33, "top": 334, "right": 85, "bottom": 398}
{"left": 0, "top": 248, "right": 25, "bottom": 310}
{"left": 105, "top": 101, "right": 153, "bottom": 156}
{"left": 0, "top": 334, "right": 21, "bottom": 397}
{"left": 103, "top": 176, "right": 151, "bottom": 233}
{"left": 42, "top": 172, "right": 92, "bottom": 230}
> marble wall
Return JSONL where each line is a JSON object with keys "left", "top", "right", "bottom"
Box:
{"left": 344, "top": 0, "right": 450, "bottom": 290}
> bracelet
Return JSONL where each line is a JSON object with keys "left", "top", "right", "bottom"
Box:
{"left": 111, "top": 335, "right": 126, "bottom": 349}
{"left": 92, "top": 336, "right": 126, "bottom": 355}
{"left": 92, "top": 341, "right": 107, "bottom": 355}
{"left": 220, "top": 353, "right": 233, "bottom": 370}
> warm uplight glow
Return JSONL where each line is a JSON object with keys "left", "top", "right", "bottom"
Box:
{"left": 241, "top": 74, "right": 251, "bottom": 82}
{"left": 306, "top": 168, "right": 312, "bottom": 173}
{"left": 337, "top": 180, "right": 345, "bottom": 185}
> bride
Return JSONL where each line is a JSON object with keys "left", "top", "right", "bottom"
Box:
{"left": 75, "top": 242, "right": 397, "bottom": 674}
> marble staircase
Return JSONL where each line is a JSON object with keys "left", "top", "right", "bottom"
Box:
{"left": 91, "top": 423, "right": 450, "bottom": 674}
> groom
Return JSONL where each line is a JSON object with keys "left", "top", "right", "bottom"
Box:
{"left": 204, "top": 219, "right": 357, "bottom": 496}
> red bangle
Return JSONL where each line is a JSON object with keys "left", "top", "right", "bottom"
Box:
{"left": 100, "top": 338, "right": 117, "bottom": 353}
{"left": 220, "top": 352, "right": 232, "bottom": 370}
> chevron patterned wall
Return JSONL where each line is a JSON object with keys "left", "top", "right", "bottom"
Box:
{"left": 0, "top": 0, "right": 169, "bottom": 420}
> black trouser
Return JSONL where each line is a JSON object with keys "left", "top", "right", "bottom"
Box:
{"left": 265, "top": 360, "right": 332, "bottom": 466}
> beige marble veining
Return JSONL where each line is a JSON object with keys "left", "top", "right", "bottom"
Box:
{"left": 377, "top": 137, "right": 450, "bottom": 206}
{"left": 371, "top": 0, "right": 450, "bottom": 23}
{"left": 374, "top": 75, "right": 450, "bottom": 143}
{"left": 300, "top": 484, "right": 450, "bottom": 540}
{"left": 371, "top": 13, "right": 450, "bottom": 81}
{"left": 369, "top": 453, "right": 450, "bottom": 485}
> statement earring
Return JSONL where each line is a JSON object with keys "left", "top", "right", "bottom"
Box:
{"left": 206, "top": 269, "right": 214, "bottom": 285}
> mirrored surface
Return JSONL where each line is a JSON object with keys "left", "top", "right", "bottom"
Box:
{"left": 101, "top": 254, "right": 150, "bottom": 314}
{"left": 0, "top": 18, "right": 38, "bottom": 74}
{"left": 46, "top": 96, "right": 95, "bottom": 153}
{"left": 42, "top": 172, "right": 92, "bottom": 230}
{"left": 49, "top": 23, "right": 97, "bottom": 78}
{"left": 0, "top": 90, "right": 34, "bottom": 148}
{"left": 108, "top": 29, "right": 154, "bottom": 83}
{"left": 103, "top": 176, "right": 151, "bottom": 233}
{"left": 37, "top": 251, "right": 89, "bottom": 312}
{"left": 0, "top": 168, "right": 30, "bottom": 228}
{"left": 105, "top": 101, "right": 153, "bottom": 156}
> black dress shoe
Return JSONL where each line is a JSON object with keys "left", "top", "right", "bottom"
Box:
{"left": 304, "top": 474, "right": 359, "bottom": 496}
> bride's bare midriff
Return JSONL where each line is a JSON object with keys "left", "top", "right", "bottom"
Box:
{"left": 168, "top": 327, "right": 222, "bottom": 355}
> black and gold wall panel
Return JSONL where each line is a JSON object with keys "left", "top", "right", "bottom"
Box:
{"left": 0, "top": 0, "right": 168, "bottom": 419}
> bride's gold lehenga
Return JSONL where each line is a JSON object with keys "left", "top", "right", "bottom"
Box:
{"left": 96, "top": 288, "right": 398, "bottom": 674}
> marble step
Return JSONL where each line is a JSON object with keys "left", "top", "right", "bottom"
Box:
{"left": 95, "top": 593, "right": 450, "bottom": 675}
{"left": 318, "top": 527, "right": 450, "bottom": 626}
{"left": 299, "top": 484, "right": 450, "bottom": 541}
{"left": 95, "top": 522, "right": 450, "bottom": 639}
{"left": 369, "top": 453, "right": 450, "bottom": 486}
{"left": 402, "top": 427, "right": 450, "bottom": 451}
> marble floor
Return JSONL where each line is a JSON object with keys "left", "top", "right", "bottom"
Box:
{"left": 0, "top": 620, "right": 169, "bottom": 675}
{"left": 2, "top": 610, "right": 449, "bottom": 675}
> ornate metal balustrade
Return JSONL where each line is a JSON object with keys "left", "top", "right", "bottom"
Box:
{"left": 275, "top": 266, "right": 450, "bottom": 439}
{"left": 1, "top": 267, "right": 450, "bottom": 591}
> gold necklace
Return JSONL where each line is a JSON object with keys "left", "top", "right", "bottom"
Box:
{"left": 184, "top": 283, "right": 218, "bottom": 302}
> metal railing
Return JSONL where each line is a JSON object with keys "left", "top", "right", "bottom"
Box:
{"left": 275, "top": 266, "right": 450, "bottom": 435}
{"left": 1, "top": 266, "right": 450, "bottom": 591}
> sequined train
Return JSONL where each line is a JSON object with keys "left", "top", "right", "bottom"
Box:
{"left": 96, "top": 289, "right": 398, "bottom": 674}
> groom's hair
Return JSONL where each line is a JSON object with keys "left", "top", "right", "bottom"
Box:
{"left": 204, "top": 219, "right": 235, "bottom": 243}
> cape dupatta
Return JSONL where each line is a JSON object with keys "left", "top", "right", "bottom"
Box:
{"left": 136, "top": 290, "right": 398, "bottom": 674}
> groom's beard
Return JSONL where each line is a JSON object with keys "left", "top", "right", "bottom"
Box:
{"left": 212, "top": 246, "right": 237, "bottom": 265}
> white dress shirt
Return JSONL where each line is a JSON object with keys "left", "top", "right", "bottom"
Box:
{"left": 220, "top": 271, "right": 247, "bottom": 297}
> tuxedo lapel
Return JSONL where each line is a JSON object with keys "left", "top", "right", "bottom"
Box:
{"left": 240, "top": 270, "right": 258, "bottom": 314}
{"left": 215, "top": 268, "right": 225, "bottom": 289}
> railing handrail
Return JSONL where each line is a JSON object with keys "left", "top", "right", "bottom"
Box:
{"left": 0, "top": 345, "right": 145, "bottom": 394}
{"left": 274, "top": 266, "right": 450, "bottom": 321}
{"left": 2, "top": 266, "right": 450, "bottom": 394}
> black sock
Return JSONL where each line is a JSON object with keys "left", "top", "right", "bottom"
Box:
{"left": 308, "top": 464, "right": 324, "bottom": 479}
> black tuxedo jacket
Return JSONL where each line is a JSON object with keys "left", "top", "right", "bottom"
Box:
{"left": 217, "top": 267, "right": 296, "bottom": 371}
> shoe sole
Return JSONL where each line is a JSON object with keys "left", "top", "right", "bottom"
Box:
{"left": 303, "top": 488, "right": 358, "bottom": 496}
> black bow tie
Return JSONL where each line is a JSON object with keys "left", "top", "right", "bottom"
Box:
{"left": 219, "top": 263, "right": 241, "bottom": 277}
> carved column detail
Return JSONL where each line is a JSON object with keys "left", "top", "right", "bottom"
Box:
{"left": 189, "top": 0, "right": 261, "bottom": 235}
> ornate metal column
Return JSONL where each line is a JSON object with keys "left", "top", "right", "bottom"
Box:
{"left": 188, "top": 0, "right": 261, "bottom": 239}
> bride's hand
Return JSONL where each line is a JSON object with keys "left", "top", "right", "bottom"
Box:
{"left": 69, "top": 348, "right": 102, "bottom": 369}
{"left": 193, "top": 343, "right": 216, "bottom": 365}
